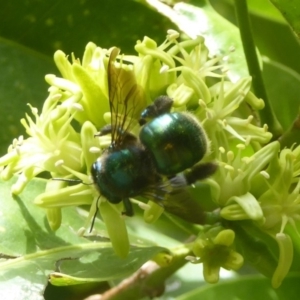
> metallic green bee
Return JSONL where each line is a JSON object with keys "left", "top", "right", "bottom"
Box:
{"left": 91, "top": 48, "right": 217, "bottom": 224}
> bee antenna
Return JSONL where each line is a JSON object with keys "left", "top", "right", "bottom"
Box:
{"left": 89, "top": 196, "right": 101, "bottom": 233}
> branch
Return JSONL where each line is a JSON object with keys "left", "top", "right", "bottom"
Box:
{"left": 83, "top": 247, "right": 192, "bottom": 300}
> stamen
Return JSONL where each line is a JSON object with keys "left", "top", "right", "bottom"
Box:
{"left": 247, "top": 115, "right": 254, "bottom": 123}
{"left": 260, "top": 170, "right": 270, "bottom": 179}
{"left": 198, "top": 99, "right": 206, "bottom": 108}
{"left": 242, "top": 156, "right": 255, "bottom": 164}
{"left": 236, "top": 143, "right": 245, "bottom": 150}
{"left": 239, "top": 89, "right": 246, "bottom": 98}
{"left": 12, "top": 138, "right": 18, "bottom": 148}
{"left": 138, "top": 202, "right": 150, "bottom": 210}
{"left": 55, "top": 159, "right": 64, "bottom": 167}
{"left": 15, "top": 146, "right": 21, "bottom": 156}
{"left": 229, "top": 46, "right": 236, "bottom": 52}
{"left": 160, "top": 64, "right": 169, "bottom": 73}
{"left": 167, "top": 30, "right": 180, "bottom": 42}
{"left": 221, "top": 66, "right": 229, "bottom": 74}
{"left": 219, "top": 147, "right": 225, "bottom": 154}
{"left": 50, "top": 94, "right": 62, "bottom": 102}
{"left": 227, "top": 151, "right": 234, "bottom": 163}
{"left": 18, "top": 135, "right": 24, "bottom": 145}
{"left": 90, "top": 147, "right": 101, "bottom": 153}
{"left": 223, "top": 55, "right": 229, "bottom": 62}
{"left": 77, "top": 227, "right": 86, "bottom": 236}
{"left": 185, "top": 256, "right": 199, "bottom": 263}
{"left": 72, "top": 103, "right": 84, "bottom": 111}
{"left": 224, "top": 165, "right": 234, "bottom": 171}
{"left": 206, "top": 110, "right": 213, "bottom": 120}
{"left": 28, "top": 104, "right": 38, "bottom": 115}
{"left": 245, "top": 136, "right": 251, "bottom": 146}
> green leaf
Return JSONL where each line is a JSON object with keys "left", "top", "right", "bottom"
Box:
{"left": 0, "top": 0, "right": 172, "bottom": 57}
{"left": 0, "top": 39, "right": 57, "bottom": 155}
{"left": 270, "top": 0, "right": 300, "bottom": 37}
{"left": 175, "top": 274, "right": 300, "bottom": 300}
{"left": 0, "top": 177, "right": 166, "bottom": 298}
{"left": 246, "top": 0, "right": 286, "bottom": 23}
{"left": 49, "top": 246, "right": 165, "bottom": 286}
{"left": 0, "top": 178, "right": 87, "bottom": 255}
{"left": 263, "top": 57, "right": 300, "bottom": 130}
{"left": 213, "top": 0, "right": 286, "bottom": 24}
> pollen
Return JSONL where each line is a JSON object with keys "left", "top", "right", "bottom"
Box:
{"left": 89, "top": 146, "right": 101, "bottom": 153}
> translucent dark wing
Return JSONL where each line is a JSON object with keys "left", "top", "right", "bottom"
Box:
{"left": 143, "top": 163, "right": 218, "bottom": 224}
{"left": 144, "top": 175, "right": 208, "bottom": 224}
{"left": 163, "top": 185, "right": 207, "bottom": 224}
{"left": 107, "top": 47, "right": 146, "bottom": 147}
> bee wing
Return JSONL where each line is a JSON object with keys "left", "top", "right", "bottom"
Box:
{"left": 162, "top": 186, "right": 206, "bottom": 224}
{"left": 108, "top": 47, "right": 146, "bottom": 146}
{"left": 145, "top": 175, "right": 208, "bottom": 224}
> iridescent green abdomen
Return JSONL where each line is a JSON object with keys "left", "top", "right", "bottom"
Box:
{"left": 139, "top": 112, "right": 207, "bottom": 176}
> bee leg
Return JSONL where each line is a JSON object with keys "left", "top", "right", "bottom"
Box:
{"left": 184, "top": 162, "right": 218, "bottom": 185}
{"left": 153, "top": 95, "right": 173, "bottom": 114}
{"left": 122, "top": 198, "right": 134, "bottom": 217}
{"left": 89, "top": 196, "right": 101, "bottom": 233}
{"left": 95, "top": 124, "right": 112, "bottom": 136}
{"left": 139, "top": 96, "right": 173, "bottom": 125}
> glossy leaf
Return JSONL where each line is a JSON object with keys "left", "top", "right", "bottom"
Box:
{"left": 0, "top": 177, "right": 166, "bottom": 298}
{"left": 175, "top": 274, "right": 300, "bottom": 300}
{"left": 0, "top": 0, "right": 172, "bottom": 57}
{"left": 246, "top": 0, "right": 286, "bottom": 23}
{"left": 0, "top": 39, "right": 57, "bottom": 155}
{"left": 270, "top": 0, "right": 300, "bottom": 37}
{"left": 262, "top": 57, "right": 300, "bottom": 130}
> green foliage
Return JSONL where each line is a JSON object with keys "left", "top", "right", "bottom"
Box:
{"left": 0, "top": 177, "right": 167, "bottom": 297}
{"left": 1, "top": 0, "right": 300, "bottom": 299}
